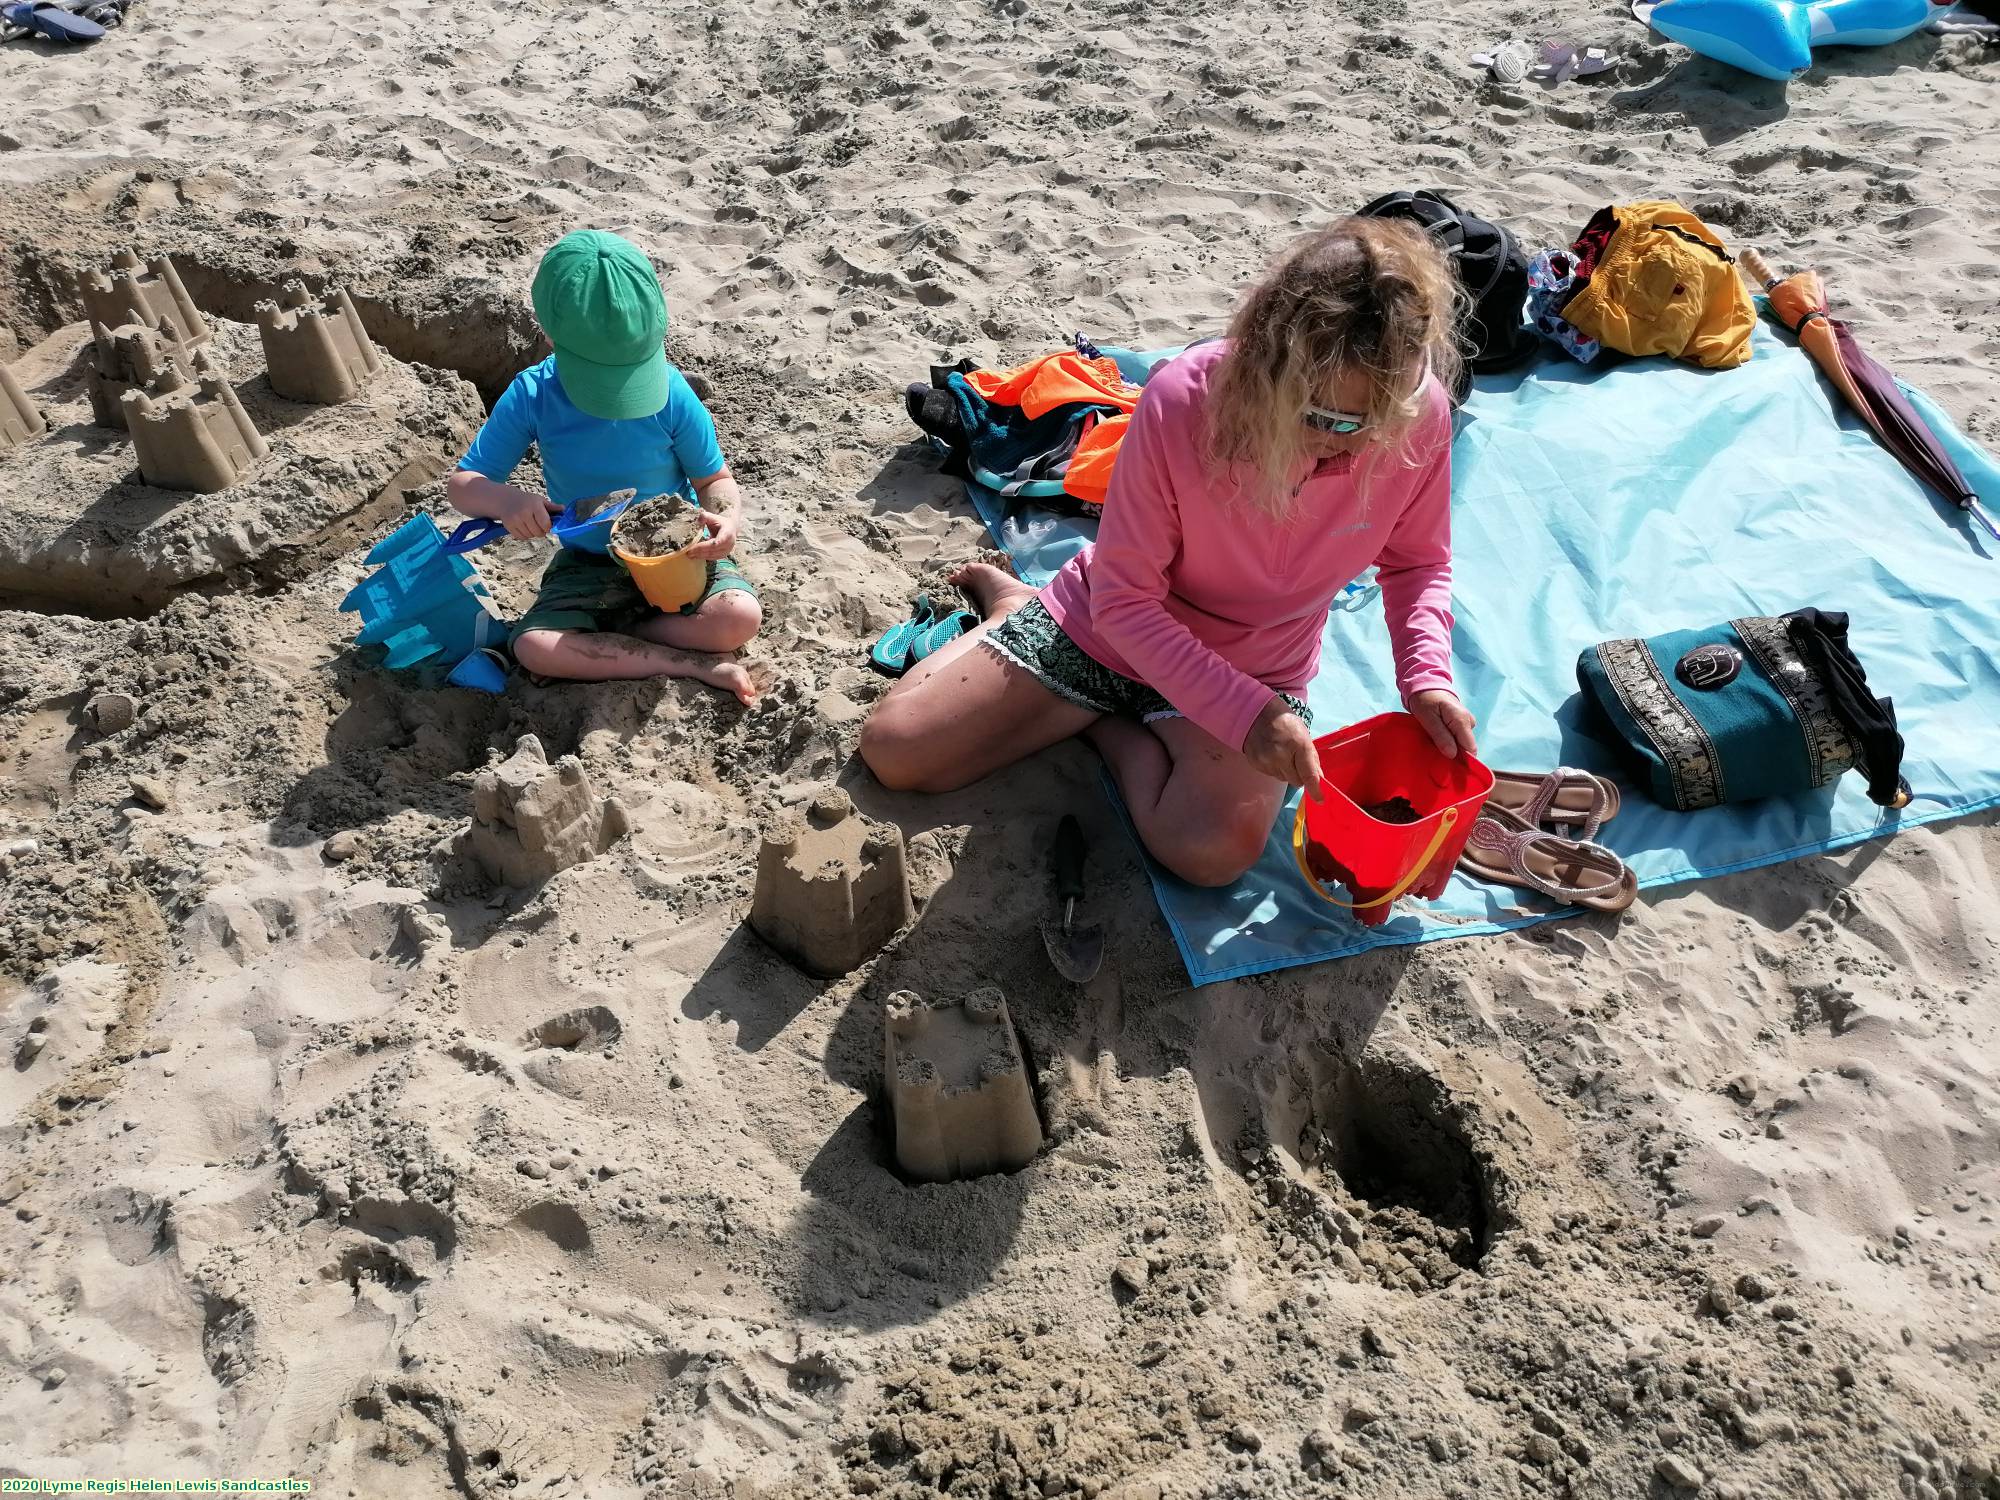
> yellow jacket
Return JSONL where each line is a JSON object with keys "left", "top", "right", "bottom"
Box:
{"left": 1561, "top": 202, "right": 1755, "bottom": 370}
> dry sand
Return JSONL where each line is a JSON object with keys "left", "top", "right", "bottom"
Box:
{"left": 2, "top": 0, "right": 1998, "bottom": 1495}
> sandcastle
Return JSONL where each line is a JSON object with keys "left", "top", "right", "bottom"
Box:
{"left": 121, "top": 353, "right": 270, "bottom": 493}
{"left": 79, "top": 248, "right": 212, "bottom": 349}
{"left": 255, "top": 281, "right": 383, "bottom": 404}
{"left": 748, "top": 787, "right": 914, "bottom": 978}
{"left": 1, "top": 362, "right": 44, "bottom": 451}
{"left": 86, "top": 319, "right": 193, "bottom": 431}
{"left": 884, "top": 987, "right": 1043, "bottom": 1183}
{"left": 465, "top": 735, "right": 632, "bottom": 888}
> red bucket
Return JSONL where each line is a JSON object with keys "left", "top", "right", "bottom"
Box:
{"left": 1291, "top": 712, "right": 1493, "bottom": 926}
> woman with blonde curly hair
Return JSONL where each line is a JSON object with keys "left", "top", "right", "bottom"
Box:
{"left": 862, "top": 218, "right": 1479, "bottom": 887}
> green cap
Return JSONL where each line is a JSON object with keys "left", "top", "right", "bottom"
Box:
{"left": 531, "top": 229, "right": 670, "bottom": 421}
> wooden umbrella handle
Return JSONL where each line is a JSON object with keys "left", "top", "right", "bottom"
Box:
{"left": 1739, "top": 247, "right": 1780, "bottom": 291}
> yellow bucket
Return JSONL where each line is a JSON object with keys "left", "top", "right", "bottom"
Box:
{"left": 612, "top": 540, "right": 708, "bottom": 613}
{"left": 612, "top": 496, "right": 716, "bottom": 612}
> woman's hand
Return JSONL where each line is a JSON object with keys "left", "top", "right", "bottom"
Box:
{"left": 1244, "top": 697, "right": 1323, "bottom": 798}
{"left": 1409, "top": 689, "right": 1477, "bottom": 758}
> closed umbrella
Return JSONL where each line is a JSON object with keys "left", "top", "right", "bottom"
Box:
{"left": 1742, "top": 248, "right": 2000, "bottom": 544}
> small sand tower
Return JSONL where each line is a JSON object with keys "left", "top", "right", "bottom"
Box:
{"left": 465, "top": 734, "right": 632, "bottom": 888}
{"left": 255, "top": 281, "right": 383, "bottom": 404}
{"left": 885, "top": 987, "right": 1043, "bottom": 1183}
{"left": 749, "top": 787, "right": 914, "bottom": 978}
{"left": 1, "top": 361, "right": 45, "bottom": 451}
{"left": 79, "top": 248, "right": 212, "bottom": 350}
{"left": 86, "top": 317, "right": 194, "bottom": 431}
{"left": 121, "top": 352, "right": 270, "bottom": 493}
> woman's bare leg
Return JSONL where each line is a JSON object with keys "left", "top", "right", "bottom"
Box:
{"left": 1086, "top": 715, "right": 1287, "bottom": 887}
{"left": 865, "top": 561, "right": 1285, "bottom": 882}
{"left": 890, "top": 561, "right": 1032, "bottom": 684}
{"left": 860, "top": 563, "right": 1099, "bottom": 791}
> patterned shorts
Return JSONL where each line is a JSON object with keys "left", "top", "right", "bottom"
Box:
{"left": 984, "top": 596, "right": 1311, "bottom": 728}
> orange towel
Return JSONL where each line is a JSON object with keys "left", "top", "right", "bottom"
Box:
{"left": 1064, "top": 413, "right": 1129, "bottom": 509}
{"left": 962, "top": 352, "right": 1142, "bottom": 509}
{"left": 963, "top": 352, "right": 1141, "bottom": 420}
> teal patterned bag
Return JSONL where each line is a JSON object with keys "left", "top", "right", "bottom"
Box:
{"left": 1577, "top": 612, "right": 1904, "bottom": 813}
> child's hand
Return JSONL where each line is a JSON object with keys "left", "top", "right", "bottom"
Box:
{"left": 499, "top": 490, "right": 562, "bottom": 540}
{"left": 685, "top": 508, "right": 738, "bottom": 561}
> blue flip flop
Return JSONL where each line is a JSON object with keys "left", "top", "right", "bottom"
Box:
{"left": 869, "top": 593, "right": 935, "bottom": 678}
{"left": 4, "top": 2, "right": 105, "bottom": 39}
{"left": 909, "top": 609, "right": 976, "bottom": 664}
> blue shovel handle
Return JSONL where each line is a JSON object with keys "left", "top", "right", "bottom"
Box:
{"left": 444, "top": 517, "right": 506, "bottom": 554}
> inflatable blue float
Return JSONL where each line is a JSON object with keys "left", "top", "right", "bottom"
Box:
{"left": 1641, "top": 0, "right": 1934, "bottom": 80}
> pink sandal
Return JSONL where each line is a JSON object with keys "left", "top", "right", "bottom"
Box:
{"left": 1485, "top": 767, "right": 1620, "bottom": 835}
{"left": 1457, "top": 803, "right": 1637, "bottom": 914}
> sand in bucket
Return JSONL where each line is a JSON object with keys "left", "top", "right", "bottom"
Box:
{"left": 1294, "top": 712, "right": 1492, "bottom": 927}
{"left": 611, "top": 495, "right": 709, "bottom": 612}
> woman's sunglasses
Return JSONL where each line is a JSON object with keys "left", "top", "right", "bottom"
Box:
{"left": 1303, "top": 405, "right": 1369, "bottom": 435}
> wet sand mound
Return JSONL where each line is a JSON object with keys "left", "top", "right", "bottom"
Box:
{"left": 0, "top": 318, "right": 482, "bottom": 615}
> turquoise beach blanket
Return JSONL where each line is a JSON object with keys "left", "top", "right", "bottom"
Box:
{"left": 966, "top": 324, "right": 2000, "bottom": 985}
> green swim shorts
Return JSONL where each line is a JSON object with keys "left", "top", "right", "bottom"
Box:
{"left": 511, "top": 548, "right": 758, "bottom": 642}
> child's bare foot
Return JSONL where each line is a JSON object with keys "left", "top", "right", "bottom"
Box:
{"left": 702, "top": 657, "right": 775, "bottom": 706}
{"left": 948, "top": 560, "right": 1034, "bottom": 621}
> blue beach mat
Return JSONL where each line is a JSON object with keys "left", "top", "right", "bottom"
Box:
{"left": 966, "top": 325, "right": 2000, "bottom": 985}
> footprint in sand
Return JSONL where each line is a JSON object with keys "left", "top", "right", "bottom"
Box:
{"left": 510, "top": 1200, "right": 591, "bottom": 1254}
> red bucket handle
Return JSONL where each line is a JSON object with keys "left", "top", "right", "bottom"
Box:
{"left": 1291, "top": 802, "right": 1460, "bottom": 912}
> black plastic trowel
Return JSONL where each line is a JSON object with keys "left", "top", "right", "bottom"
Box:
{"left": 1041, "top": 816, "right": 1105, "bottom": 983}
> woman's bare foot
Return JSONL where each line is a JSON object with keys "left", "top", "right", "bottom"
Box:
{"left": 948, "top": 561, "right": 1035, "bottom": 622}
{"left": 702, "top": 657, "right": 775, "bottom": 706}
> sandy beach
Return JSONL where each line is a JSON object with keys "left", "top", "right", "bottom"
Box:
{"left": 2, "top": 0, "right": 1997, "bottom": 1494}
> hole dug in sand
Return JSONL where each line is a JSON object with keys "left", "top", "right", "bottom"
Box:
{"left": 517, "top": 1005, "right": 623, "bottom": 1097}
{"left": 522, "top": 1004, "right": 622, "bottom": 1054}
{"left": 511, "top": 1199, "right": 591, "bottom": 1254}
{"left": 322, "top": 1240, "right": 423, "bottom": 1296}
{"left": 1246, "top": 1051, "right": 1497, "bottom": 1296}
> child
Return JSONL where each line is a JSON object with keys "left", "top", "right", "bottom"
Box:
{"left": 449, "top": 229, "right": 764, "bottom": 704}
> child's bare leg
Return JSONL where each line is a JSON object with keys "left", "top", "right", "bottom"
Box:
{"left": 513, "top": 628, "right": 766, "bottom": 704}
{"left": 630, "top": 589, "right": 762, "bottom": 654}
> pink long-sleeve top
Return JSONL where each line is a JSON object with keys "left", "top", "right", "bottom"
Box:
{"left": 1038, "top": 339, "right": 1458, "bottom": 752}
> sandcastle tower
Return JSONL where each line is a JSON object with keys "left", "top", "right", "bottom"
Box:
{"left": 1, "top": 361, "right": 45, "bottom": 451}
{"left": 465, "top": 734, "right": 632, "bottom": 888}
{"left": 121, "top": 352, "right": 270, "bottom": 493}
{"left": 749, "top": 787, "right": 914, "bottom": 978}
{"left": 86, "top": 317, "right": 192, "bottom": 430}
{"left": 255, "top": 281, "right": 383, "bottom": 404}
{"left": 884, "top": 987, "right": 1043, "bottom": 1183}
{"left": 79, "top": 248, "right": 212, "bottom": 349}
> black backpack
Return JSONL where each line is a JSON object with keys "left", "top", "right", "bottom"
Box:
{"left": 1358, "top": 190, "right": 1535, "bottom": 398}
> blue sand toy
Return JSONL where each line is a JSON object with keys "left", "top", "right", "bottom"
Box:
{"left": 443, "top": 490, "right": 639, "bottom": 556}
{"left": 1641, "top": 0, "right": 1934, "bottom": 80}
{"left": 341, "top": 514, "right": 509, "bottom": 672}
{"left": 446, "top": 648, "right": 510, "bottom": 694}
